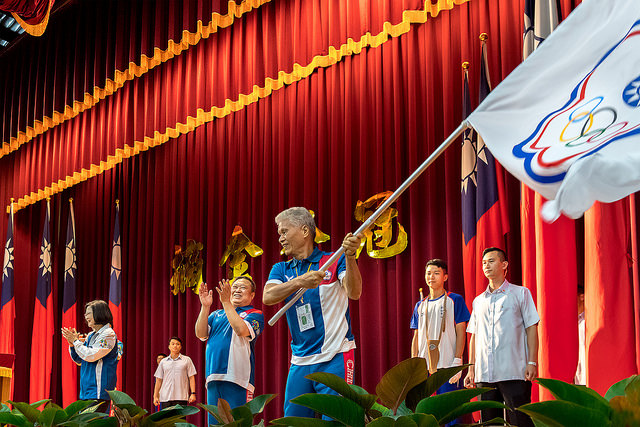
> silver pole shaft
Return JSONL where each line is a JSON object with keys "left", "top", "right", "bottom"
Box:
{"left": 267, "top": 120, "right": 469, "bottom": 326}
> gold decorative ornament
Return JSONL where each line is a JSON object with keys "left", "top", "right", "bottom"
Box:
{"left": 354, "top": 191, "right": 408, "bottom": 259}
{"left": 170, "top": 239, "right": 204, "bottom": 295}
{"left": 219, "top": 226, "right": 263, "bottom": 279}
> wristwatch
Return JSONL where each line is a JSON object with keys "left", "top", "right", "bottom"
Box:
{"left": 527, "top": 361, "right": 537, "bottom": 366}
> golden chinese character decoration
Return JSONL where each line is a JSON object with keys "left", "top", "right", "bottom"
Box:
{"left": 280, "top": 210, "right": 330, "bottom": 255}
{"left": 220, "top": 225, "right": 264, "bottom": 280}
{"left": 170, "top": 239, "right": 204, "bottom": 295}
{"left": 354, "top": 191, "right": 408, "bottom": 258}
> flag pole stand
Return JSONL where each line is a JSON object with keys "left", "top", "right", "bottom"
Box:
{"left": 268, "top": 120, "right": 470, "bottom": 326}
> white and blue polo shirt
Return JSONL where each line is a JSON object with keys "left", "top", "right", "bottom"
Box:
{"left": 410, "top": 292, "right": 470, "bottom": 370}
{"left": 203, "top": 305, "right": 264, "bottom": 392}
{"left": 267, "top": 247, "right": 355, "bottom": 366}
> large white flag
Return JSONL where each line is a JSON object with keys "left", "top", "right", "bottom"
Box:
{"left": 468, "top": 0, "right": 640, "bottom": 221}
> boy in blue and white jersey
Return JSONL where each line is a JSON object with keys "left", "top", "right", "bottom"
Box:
{"left": 410, "top": 259, "right": 470, "bottom": 391}
{"left": 263, "top": 207, "right": 363, "bottom": 418}
{"left": 196, "top": 275, "right": 263, "bottom": 423}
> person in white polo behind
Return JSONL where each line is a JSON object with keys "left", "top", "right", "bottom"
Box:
{"left": 153, "top": 336, "right": 197, "bottom": 409}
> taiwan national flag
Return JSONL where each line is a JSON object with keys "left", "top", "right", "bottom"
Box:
{"left": 1, "top": 201, "right": 15, "bottom": 399}
{"left": 61, "top": 199, "right": 78, "bottom": 406}
{"left": 461, "top": 39, "right": 510, "bottom": 300}
{"left": 109, "top": 201, "right": 123, "bottom": 391}
{"left": 30, "top": 199, "right": 54, "bottom": 404}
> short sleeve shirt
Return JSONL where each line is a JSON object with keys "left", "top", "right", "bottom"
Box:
{"left": 203, "top": 305, "right": 264, "bottom": 392}
{"left": 154, "top": 354, "right": 197, "bottom": 402}
{"left": 467, "top": 280, "right": 540, "bottom": 382}
{"left": 266, "top": 247, "right": 355, "bottom": 366}
{"left": 410, "top": 292, "right": 470, "bottom": 369}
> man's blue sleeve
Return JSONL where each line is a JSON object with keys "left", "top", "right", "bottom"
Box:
{"left": 451, "top": 293, "right": 471, "bottom": 324}
{"left": 246, "top": 311, "right": 265, "bottom": 338}
{"left": 410, "top": 301, "right": 421, "bottom": 329}
{"left": 267, "top": 262, "right": 285, "bottom": 282}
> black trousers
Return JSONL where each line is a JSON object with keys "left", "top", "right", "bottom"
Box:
{"left": 477, "top": 380, "right": 534, "bottom": 427}
{"left": 160, "top": 400, "right": 188, "bottom": 410}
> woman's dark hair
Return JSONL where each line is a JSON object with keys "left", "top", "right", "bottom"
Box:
{"left": 85, "top": 300, "right": 114, "bottom": 326}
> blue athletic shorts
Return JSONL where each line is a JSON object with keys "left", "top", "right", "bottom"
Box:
{"left": 284, "top": 349, "right": 355, "bottom": 418}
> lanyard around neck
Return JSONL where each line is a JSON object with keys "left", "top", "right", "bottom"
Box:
{"left": 424, "top": 292, "right": 447, "bottom": 340}
{"left": 295, "top": 262, "right": 312, "bottom": 303}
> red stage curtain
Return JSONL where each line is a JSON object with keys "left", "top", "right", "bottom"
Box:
{"left": 0, "top": 0, "right": 267, "bottom": 156}
{"left": 584, "top": 200, "right": 638, "bottom": 395}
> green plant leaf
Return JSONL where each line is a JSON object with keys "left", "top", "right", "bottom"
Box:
{"left": 453, "top": 417, "right": 508, "bottom": 426}
{"left": 242, "top": 394, "right": 276, "bottom": 415}
{"left": 84, "top": 418, "right": 119, "bottom": 426}
{"left": 142, "top": 414, "right": 199, "bottom": 427}
{"left": 605, "top": 375, "right": 639, "bottom": 401}
{"left": 414, "top": 387, "right": 494, "bottom": 420}
{"left": 376, "top": 358, "right": 429, "bottom": 414}
{"left": 231, "top": 405, "right": 253, "bottom": 427}
{"left": 519, "top": 401, "right": 612, "bottom": 427}
{"left": 405, "top": 413, "right": 439, "bottom": 427}
{"left": 8, "top": 401, "right": 41, "bottom": 422}
{"left": 366, "top": 416, "right": 397, "bottom": 426}
{"left": 107, "top": 390, "right": 136, "bottom": 406}
{"left": 438, "top": 400, "right": 507, "bottom": 425}
{"left": 30, "top": 399, "right": 50, "bottom": 409}
{"left": 409, "top": 365, "right": 472, "bottom": 412}
{"left": 218, "top": 398, "right": 234, "bottom": 424}
{"left": 196, "top": 402, "right": 225, "bottom": 424}
{"left": 270, "top": 416, "right": 342, "bottom": 426}
{"left": 38, "top": 405, "right": 69, "bottom": 427}
{"left": 64, "top": 400, "right": 96, "bottom": 417}
{"left": 173, "top": 423, "right": 199, "bottom": 427}
{"left": 66, "top": 411, "right": 109, "bottom": 423}
{"left": 0, "top": 412, "right": 30, "bottom": 427}
{"left": 609, "top": 395, "right": 640, "bottom": 427}
{"left": 306, "top": 372, "right": 377, "bottom": 411}
{"left": 535, "top": 378, "right": 610, "bottom": 417}
{"left": 291, "top": 393, "right": 365, "bottom": 426}
{"left": 145, "top": 404, "right": 200, "bottom": 422}
{"left": 113, "top": 402, "right": 146, "bottom": 418}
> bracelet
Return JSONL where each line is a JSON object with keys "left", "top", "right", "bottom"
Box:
{"left": 527, "top": 361, "right": 537, "bottom": 366}
{"left": 191, "top": 392, "right": 196, "bottom": 394}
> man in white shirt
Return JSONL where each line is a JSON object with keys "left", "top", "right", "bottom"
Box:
{"left": 464, "top": 247, "right": 539, "bottom": 427}
{"left": 153, "top": 337, "right": 197, "bottom": 409}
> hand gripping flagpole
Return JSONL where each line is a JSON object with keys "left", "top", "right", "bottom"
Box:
{"left": 268, "top": 120, "right": 470, "bottom": 326}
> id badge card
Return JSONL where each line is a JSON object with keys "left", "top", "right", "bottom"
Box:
{"left": 296, "top": 303, "right": 315, "bottom": 332}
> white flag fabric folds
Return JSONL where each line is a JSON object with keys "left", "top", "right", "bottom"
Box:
{"left": 468, "top": 0, "right": 640, "bottom": 221}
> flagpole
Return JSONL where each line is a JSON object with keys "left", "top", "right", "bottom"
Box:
{"left": 268, "top": 120, "right": 470, "bottom": 326}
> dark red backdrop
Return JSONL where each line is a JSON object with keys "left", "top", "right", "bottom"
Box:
{"left": 2, "top": 0, "right": 637, "bottom": 424}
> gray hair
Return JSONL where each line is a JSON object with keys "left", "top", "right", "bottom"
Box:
{"left": 275, "top": 207, "right": 316, "bottom": 240}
